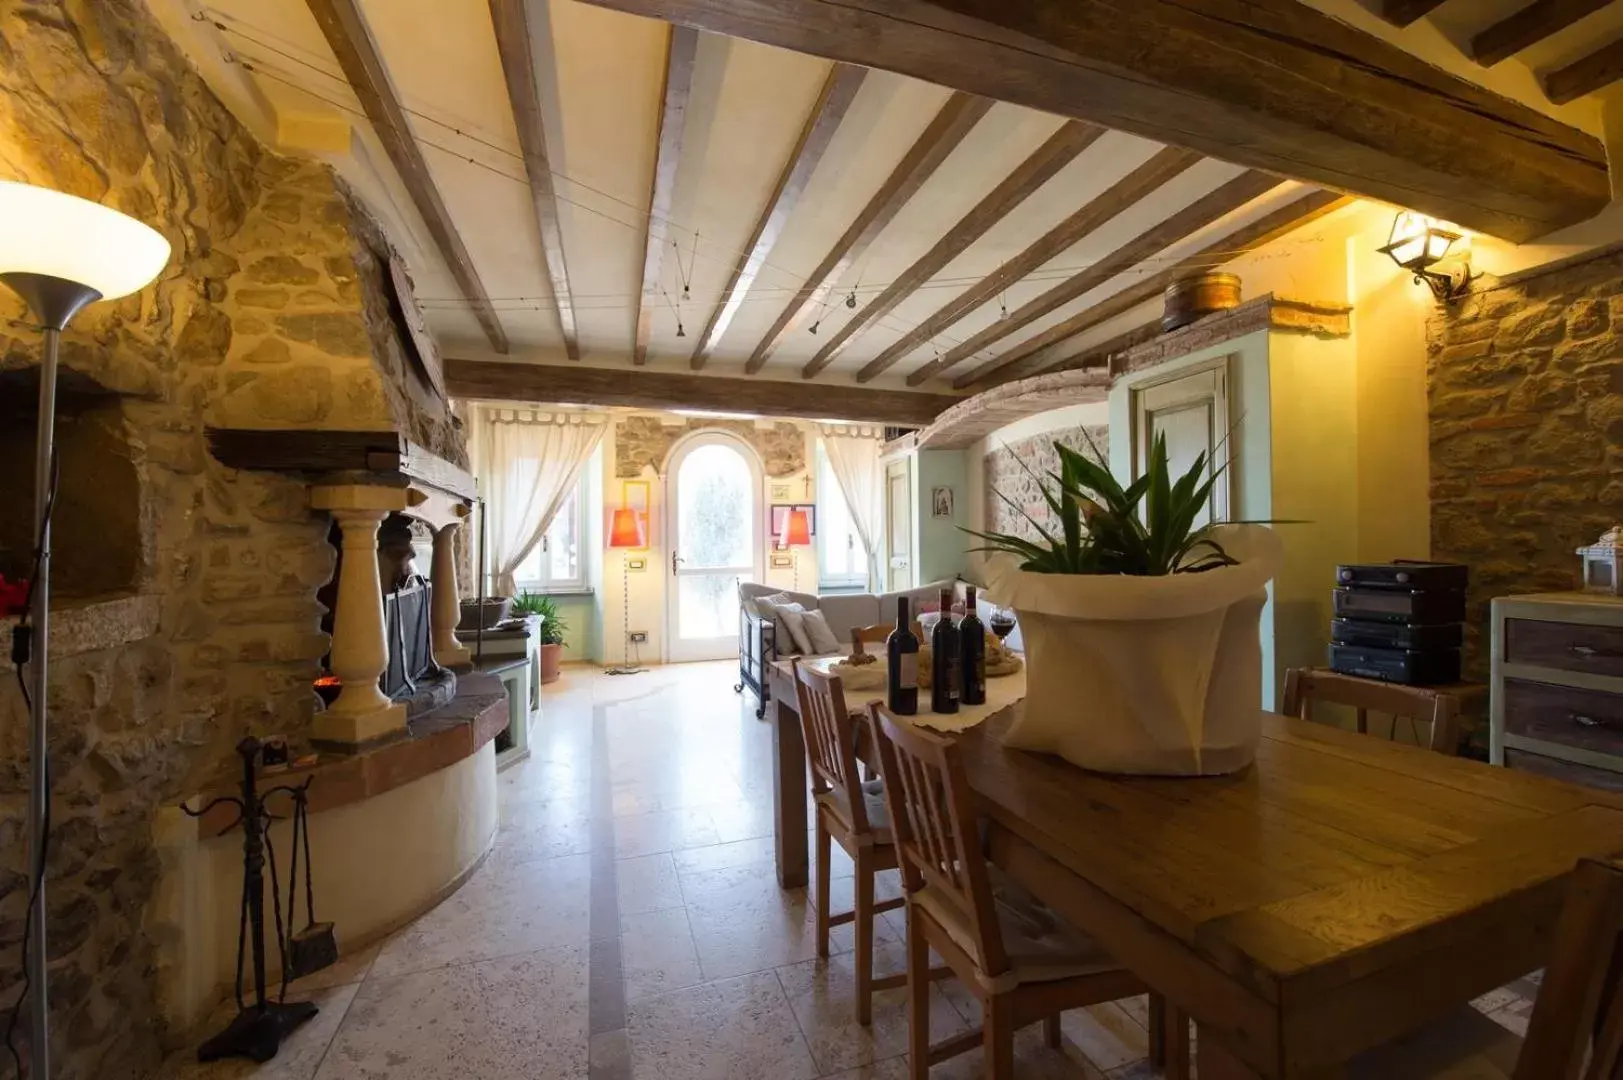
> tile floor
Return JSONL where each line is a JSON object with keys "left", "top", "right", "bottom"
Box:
{"left": 155, "top": 661, "right": 1537, "bottom": 1080}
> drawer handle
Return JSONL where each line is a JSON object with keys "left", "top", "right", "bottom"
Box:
{"left": 1572, "top": 645, "right": 1622, "bottom": 659}
{"left": 1572, "top": 713, "right": 1608, "bottom": 728}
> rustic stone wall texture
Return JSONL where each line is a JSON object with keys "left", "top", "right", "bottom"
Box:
{"left": 0, "top": 2, "right": 462, "bottom": 1076}
{"left": 615, "top": 415, "right": 808, "bottom": 478}
{"left": 982, "top": 424, "right": 1109, "bottom": 541}
{"left": 1428, "top": 249, "right": 1623, "bottom": 673}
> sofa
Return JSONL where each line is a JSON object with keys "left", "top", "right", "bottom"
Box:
{"left": 734, "top": 580, "right": 1019, "bottom": 718}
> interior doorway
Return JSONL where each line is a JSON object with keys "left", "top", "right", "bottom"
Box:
{"left": 665, "top": 432, "right": 763, "bottom": 662}
{"left": 885, "top": 458, "right": 912, "bottom": 591}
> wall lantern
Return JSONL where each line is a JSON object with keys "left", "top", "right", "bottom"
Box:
{"left": 1378, "top": 210, "right": 1472, "bottom": 302}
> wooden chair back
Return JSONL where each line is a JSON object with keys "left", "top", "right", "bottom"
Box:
{"left": 1516, "top": 854, "right": 1623, "bottom": 1080}
{"left": 868, "top": 703, "right": 1009, "bottom": 976}
{"left": 792, "top": 661, "right": 873, "bottom": 834}
{"left": 1282, "top": 667, "right": 1462, "bottom": 755}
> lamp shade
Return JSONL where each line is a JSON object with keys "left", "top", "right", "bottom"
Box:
{"left": 0, "top": 181, "right": 170, "bottom": 300}
{"left": 1382, "top": 211, "right": 1459, "bottom": 271}
{"left": 782, "top": 508, "right": 812, "bottom": 547}
{"left": 608, "top": 507, "right": 646, "bottom": 549}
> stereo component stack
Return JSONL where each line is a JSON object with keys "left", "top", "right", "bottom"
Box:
{"left": 1328, "top": 561, "right": 1467, "bottom": 685}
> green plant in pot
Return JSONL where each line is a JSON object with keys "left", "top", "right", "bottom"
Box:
{"left": 512, "top": 592, "right": 568, "bottom": 685}
{"left": 965, "top": 431, "right": 1283, "bottom": 777}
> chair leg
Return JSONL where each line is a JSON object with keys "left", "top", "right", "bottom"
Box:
{"left": 1043, "top": 1013, "right": 1062, "bottom": 1049}
{"left": 814, "top": 812, "right": 831, "bottom": 960}
{"left": 1150, "top": 993, "right": 1190, "bottom": 1080}
{"left": 985, "top": 994, "right": 1015, "bottom": 1079}
{"left": 906, "top": 904, "right": 931, "bottom": 1080}
{"left": 855, "top": 848, "right": 875, "bottom": 1026}
{"left": 1149, "top": 994, "right": 1166, "bottom": 1068}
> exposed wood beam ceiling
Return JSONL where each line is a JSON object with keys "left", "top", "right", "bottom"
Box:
{"left": 1381, "top": 0, "right": 1449, "bottom": 28}
{"left": 689, "top": 63, "right": 868, "bottom": 370}
{"left": 1544, "top": 37, "right": 1623, "bottom": 103}
{"left": 635, "top": 26, "right": 701, "bottom": 366}
{"left": 922, "top": 170, "right": 1282, "bottom": 384}
{"left": 860, "top": 145, "right": 1201, "bottom": 384}
{"left": 1471, "top": 0, "right": 1613, "bottom": 67}
{"left": 743, "top": 91, "right": 993, "bottom": 374}
{"left": 445, "top": 360, "right": 959, "bottom": 425}
{"left": 572, "top": 0, "right": 1609, "bottom": 242}
{"left": 955, "top": 191, "right": 1354, "bottom": 390}
{"left": 306, "top": 0, "right": 510, "bottom": 353}
{"left": 488, "top": 0, "right": 580, "bottom": 359}
{"left": 799, "top": 120, "right": 1103, "bottom": 380}
{"left": 1044, "top": 322, "right": 1163, "bottom": 377}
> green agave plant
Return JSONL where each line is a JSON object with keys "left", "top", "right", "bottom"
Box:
{"left": 512, "top": 591, "right": 569, "bottom": 646}
{"left": 964, "top": 429, "right": 1241, "bottom": 577}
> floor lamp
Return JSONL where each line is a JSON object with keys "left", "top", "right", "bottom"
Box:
{"left": 0, "top": 180, "right": 170, "bottom": 1079}
{"left": 605, "top": 507, "right": 646, "bottom": 675}
{"left": 781, "top": 508, "right": 811, "bottom": 592}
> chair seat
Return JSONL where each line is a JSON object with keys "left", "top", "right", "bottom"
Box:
{"left": 816, "top": 778, "right": 892, "bottom": 843}
{"left": 913, "top": 864, "right": 1121, "bottom": 991}
{"left": 1344, "top": 1006, "right": 1520, "bottom": 1079}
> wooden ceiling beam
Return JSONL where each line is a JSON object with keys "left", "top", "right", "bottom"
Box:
{"left": 955, "top": 190, "right": 1353, "bottom": 390}
{"left": 308, "top": 0, "right": 509, "bottom": 353}
{"left": 489, "top": 0, "right": 580, "bottom": 359}
{"left": 919, "top": 169, "right": 1280, "bottom": 383}
{"left": 1544, "top": 37, "right": 1623, "bottom": 104}
{"left": 689, "top": 63, "right": 868, "bottom": 370}
{"left": 800, "top": 120, "right": 1103, "bottom": 380}
{"left": 635, "top": 26, "right": 701, "bottom": 366}
{"left": 744, "top": 91, "right": 992, "bottom": 374}
{"left": 1381, "top": 0, "right": 1448, "bottom": 27}
{"left": 1473, "top": 0, "right": 1612, "bottom": 67}
{"left": 885, "top": 145, "right": 1202, "bottom": 386}
{"left": 1043, "top": 321, "right": 1163, "bottom": 376}
{"left": 571, "top": 0, "right": 1609, "bottom": 242}
{"left": 445, "top": 359, "right": 959, "bottom": 425}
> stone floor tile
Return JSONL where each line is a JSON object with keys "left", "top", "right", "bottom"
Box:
{"left": 160, "top": 983, "right": 360, "bottom": 1080}
{"left": 613, "top": 806, "right": 722, "bottom": 859}
{"left": 671, "top": 836, "right": 777, "bottom": 876}
{"left": 616, "top": 853, "right": 684, "bottom": 916}
{"left": 625, "top": 970, "right": 817, "bottom": 1080}
{"left": 620, "top": 907, "right": 703, "bottom": 1003}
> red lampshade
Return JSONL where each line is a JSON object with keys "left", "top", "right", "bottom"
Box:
{"left": 608, "top": 507, "right": 645, "bottom": 548}
{"left": 782, "top": 508, "right": 811, "bottom": 547}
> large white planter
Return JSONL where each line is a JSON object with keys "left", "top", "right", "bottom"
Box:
{"left": 985, "top": 525, "right": 1283, "bottom": 776}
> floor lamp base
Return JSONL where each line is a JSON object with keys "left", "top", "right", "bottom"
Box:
{"left": 605, "top": 665, "right": 645, "bottom": 676}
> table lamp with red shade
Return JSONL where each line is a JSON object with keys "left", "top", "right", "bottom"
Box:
{"left": 607, "top": 507, "right": 647, "bottom": 675}
{"left": 781, "top": 508, "right": 811, "bottom": 592}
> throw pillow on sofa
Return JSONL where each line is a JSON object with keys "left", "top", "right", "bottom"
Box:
{"left": 756, "top": 592, "right": 814, "bottom": 655}
{"left": 797, "top": 609, "right": 842, "bottom": 654}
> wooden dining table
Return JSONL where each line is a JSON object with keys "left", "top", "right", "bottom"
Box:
{"left": 765, "top": 656, "right": 1623, "bottom": 1078}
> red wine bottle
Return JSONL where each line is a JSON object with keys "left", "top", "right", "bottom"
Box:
{"left": 886, "top": 596, "right": 919, "bottom": 715}
{"left": 930, "top": 588, "right": 960, "bottom": 714}
{"left": 960, "top": 585, "right": 987, "bottom": 706}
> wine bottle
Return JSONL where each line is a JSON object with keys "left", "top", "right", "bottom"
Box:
{"left": 930, "top": 587, "right": 960, "bottom": 714}
{"left": 886, "top": 596, "right": 919, "bottom": 715}
{"left": 960, "top": 585, "right": 987, "bottom": 706}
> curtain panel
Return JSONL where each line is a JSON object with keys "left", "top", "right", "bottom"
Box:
{"left": 818, "top": 425, "right": 886, "bottom": 592}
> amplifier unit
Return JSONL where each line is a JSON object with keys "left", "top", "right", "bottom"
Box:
{"left": 1333, "top": 587, "right": 1466, "bottom": 625}
{"left": 1330, "top": 618, "right": 1464, "bottom": 651}
{"left": 1335, "top": 561, "right": 1468, "bottom": 592}
{"left": 1328, "top": 643, "right": 1462, "bottom": 686}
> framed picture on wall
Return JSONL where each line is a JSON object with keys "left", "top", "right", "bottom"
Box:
{"left": 621, "top": 480, "right": 650, "bottom": 551}
{"left": 770, "top": 504, "right": 816, "bottom": 550}
{"left": 770, "top": 482, "right": 792, "bottom": 502}
{"left": 931, "top": 486, "right": 954, "bottom": 518}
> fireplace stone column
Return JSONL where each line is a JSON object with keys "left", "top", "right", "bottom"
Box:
{"left": 311, "top": 484, "right": 409, "bottom": 746}
{"left": 431, "top": 512, "right": 472, "bottom": 670}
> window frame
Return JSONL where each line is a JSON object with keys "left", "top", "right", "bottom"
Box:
{"left": 513, "top": 478, "right": 589, "bottom": 593}
{"left": 815, "top": 444, "right": 868, "bottom": 592}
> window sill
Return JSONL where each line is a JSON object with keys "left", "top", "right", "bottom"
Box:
{"left": 817, "top": 583, "right": 869, "bottom": 596}
{"left": 513, "top": 586, "right": 595, "bottom": 599}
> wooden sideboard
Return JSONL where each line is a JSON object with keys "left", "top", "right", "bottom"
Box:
{"left": 1491, "top": 591, "right": 1623, "bottom": 791}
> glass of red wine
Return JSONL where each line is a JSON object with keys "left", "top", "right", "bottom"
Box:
{"left": 989, "top": 606, "right": 1016, "bottom": 642}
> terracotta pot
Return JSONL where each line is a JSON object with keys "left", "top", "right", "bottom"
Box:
{"left": 540, "top": 642, "right": 563, "bottom": 684}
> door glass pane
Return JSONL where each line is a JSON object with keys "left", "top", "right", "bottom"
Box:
{"left": 1149, "top": 403, "right": 1213, "bottom": 529}
{"left": 678, "top": 444, "right": 751, "bottom": 568}
{"left": 678, "top": 574, "right": 738, "bottom": 640}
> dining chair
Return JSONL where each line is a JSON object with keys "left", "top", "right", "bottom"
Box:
{"left": 1345, "top": 852, "right": 1623, "bottom": 1078}
{"left": 867, "top": 702, "right": 1188, "bottom": 1080}
{"left": 1282, "top": 667, "right": 1462, "bottom": 755}
{"left": 793, "top": 659, "right": 907, "bottom": 1025}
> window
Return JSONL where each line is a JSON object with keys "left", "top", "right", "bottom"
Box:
{"left": 817, "top": 445, "right": 868, "bottom": 590}
{"left": 513, "top": 480, "right": 587, "bottom": 591}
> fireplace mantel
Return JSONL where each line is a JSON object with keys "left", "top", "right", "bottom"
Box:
{"left": 204, "top": 428, "right": 474, "bottom": 501}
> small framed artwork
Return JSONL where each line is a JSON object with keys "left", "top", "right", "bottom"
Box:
{"left": 770, "top": 503, "right": 816, "bottom": 550}
{"left": 770, "top": 482, "right": 793, "bottom": 502}
{"left": 770, "top": 554, "right": 793, "bottom": 569}
{"left": 621, "top": 480, "right": 651, "bottom": 550}
{"left": 931, "top": 486, "right": 954, "bottom": 518}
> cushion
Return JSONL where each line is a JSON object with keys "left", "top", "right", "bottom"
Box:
{"left": 818, "top": 593, "right": 881, "bottom": 642}
{"left": 816, "top": 778, "right": 890, "bottom": 840}
{"left": 798, "top": 608, "right": 842, "bottom": 654}
{"left": 776, "top": 604, "right": 816, "bottom": 655}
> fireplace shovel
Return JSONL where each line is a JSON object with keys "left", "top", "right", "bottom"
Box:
{"left": 286, "top": 785, "right": 338, "bottom": 979}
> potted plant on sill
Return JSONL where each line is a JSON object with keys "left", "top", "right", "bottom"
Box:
{"left": 967, "top": 432, "right": 1282, "bottom": 777}
{"left": 513, "top": 592, "right": 568, "bottom": 685}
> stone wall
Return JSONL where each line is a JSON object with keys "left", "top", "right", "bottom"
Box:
{"left": 0, "top": 2, "right": 462, "bottom": 1077}
{"left": 982, "top": 423, "right": 1109, "bottom": 541}
{"left": 615, "top": 415, "right": 806, "bottom": 478}
{"left": 1428, "top": 246, "right": 1623, "bottom": 672}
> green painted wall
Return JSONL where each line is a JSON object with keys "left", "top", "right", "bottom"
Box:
{"left": 915, "top": 449, "right": 970, "bottom": 586}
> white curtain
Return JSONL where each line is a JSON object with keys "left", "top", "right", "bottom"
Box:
{"left": 819, "top": 426, "right": 886, "bottom": 592}
{"left": 480, "top": 409, "right": 605, "bottom": 596}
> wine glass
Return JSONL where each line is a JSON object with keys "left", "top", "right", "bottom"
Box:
{"left": 989, "top": 606, "right": 1016, "bottom": 642}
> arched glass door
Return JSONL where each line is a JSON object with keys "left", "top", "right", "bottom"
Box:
{"left": 665, "top": 435, "right": 761, "bottom": 662}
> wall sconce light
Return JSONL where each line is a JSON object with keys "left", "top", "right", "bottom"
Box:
{"left": 1378, "top": 210, "right": 1472, "bottom": 302}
